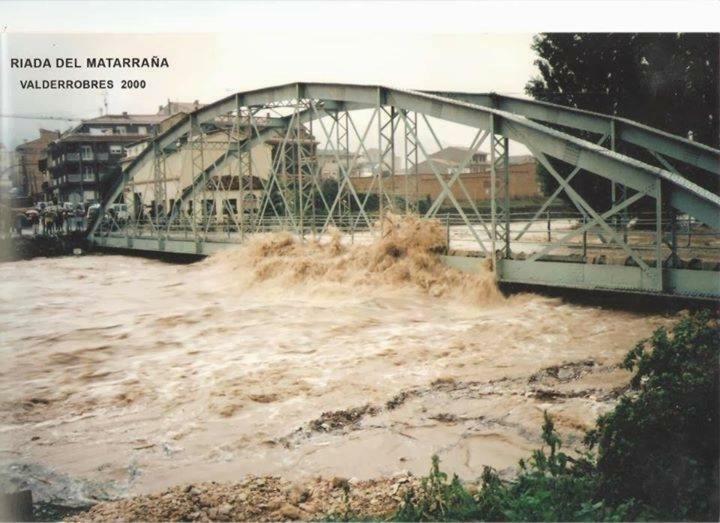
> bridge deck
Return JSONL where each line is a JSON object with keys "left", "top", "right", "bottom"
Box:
{"left": 91, "top": 211, "right": 720, "bottom": 300}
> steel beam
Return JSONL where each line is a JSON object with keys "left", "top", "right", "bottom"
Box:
{"left": 424, "top": 90, "right": 720, "bottom": 176}
{"left": 91, "top": 82, "right": 720, "bottom": 242}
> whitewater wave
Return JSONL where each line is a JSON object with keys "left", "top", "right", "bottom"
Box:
{"left": 201, "top": 215, "right": 502, "bottom": 304}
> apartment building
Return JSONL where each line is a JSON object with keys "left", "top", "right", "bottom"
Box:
{"left": 15, "top": 129, "right": 60, "bottom": 200}
{"left": 43, "top": 111, "right": 186, "bottom": 205}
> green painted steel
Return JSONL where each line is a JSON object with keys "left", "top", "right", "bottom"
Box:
{"left": 94, "top": 83, "right": 719, "bottom": 233}
{"left": 87, "top": 82, "right": 720, "bottom": 300}
{"left": 424, "top": 90, "right": 720, "bottom": 176}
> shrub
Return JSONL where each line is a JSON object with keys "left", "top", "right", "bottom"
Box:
{"left": 587, "top": 311, "right": 719, "bottom": 521}
{"left": 395, "top": 455, "right": 481, "bottom": 521}
{"left": 395, "top": 413, "right": 626, "bottom": 521}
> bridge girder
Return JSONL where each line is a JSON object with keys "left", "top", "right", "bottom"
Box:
{"left": 91, "top": 82, "right": 719, "bottom": 238}
{"left": 88, "top": 82, "right": 720, "bottom": 299}
{"left": 424, "top": 90, "right": 720, "bottom": 177}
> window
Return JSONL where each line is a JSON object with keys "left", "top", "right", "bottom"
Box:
{"left": 223, "top": 199, "right": 238, "bottom": 215}
{"left": 137, "top": 126, "right": 147, "bottom": 135}
{"left": 80, "top": 145, "right": 93, "bottom": 160}
{"left": 83, "top": 166, "right": 94, "bottom": 182}
{"left": 110, "top": 145, "right": 123, "bottom": 155}
{"left": 204, "top": 199, "right": 215, "bottom": 216}
{"left": 83, "top": 190, "right": 96, "bottom": 202}
{"left": 115, "top": 126, "right": 127, "bottom": 135}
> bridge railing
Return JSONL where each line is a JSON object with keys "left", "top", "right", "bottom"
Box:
{"left": 93, "top": 208, "right": 720, "bottom": 271}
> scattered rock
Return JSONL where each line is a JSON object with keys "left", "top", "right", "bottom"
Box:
{"left": 330, "top": 477, "right": 349, "bottom": 490}
{"left": 308, "top": 404, "right": 378, "bottom": 433}
{"left": 68, "top": 475, "right": 423, "bottom": 522}
{"left": 528, "top": 359, "right": 596, "bottom": 384}
{"left": 385, "top": 389, "right": 419, "bottom": 410}
{"left": 429, "top": 412, "right": 459, "bottom": 423}
{"left": 277, "top": 502, "right": 304, "bottom": 520}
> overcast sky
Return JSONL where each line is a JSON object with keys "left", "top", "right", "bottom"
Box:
{"left": 2, "top": 1, "right": 718, "bottom": 153}
{"left": 1, "top": 32, "right": 537, "bottom": 152}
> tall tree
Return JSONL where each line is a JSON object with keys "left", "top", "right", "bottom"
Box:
{"left": 526, "top": 33, "right": 719, "bottom": 210}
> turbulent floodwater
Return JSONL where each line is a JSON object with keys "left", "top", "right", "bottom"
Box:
{"left": 0, "top": 219, "right": 673, "bottom": 505}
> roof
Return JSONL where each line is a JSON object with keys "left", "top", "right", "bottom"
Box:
{"left": 316, "top": 148, "right": 353, "bottom": 158}
{"left": 158, "top": 101, "right": 205, "bottom": 115}
{"left": 414, "top": 153, "right": 535, "bottom": 175}
{"left": 50, "top": 133, "right": 147, "bottom": 144}
{"left": 430, "top": 146, "right": 487, "bottom": 164}
{"left": 15, "top": 129, "right": 61, "bottom": 151}
{"left": 82, "top": 114, "right": 170, "bottom": 125}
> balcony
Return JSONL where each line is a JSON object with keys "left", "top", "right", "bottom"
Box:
{"left": 66, "top": 153, "right": 80, "bottom": 161}
{"left": 67, "top": 174, "right": 82, "bottom": 183}
{"left": 81, "top": 153, "right": 94, "bottom": 161}
{"left": 97, "top": 152, "right": 109, "bottom": 161}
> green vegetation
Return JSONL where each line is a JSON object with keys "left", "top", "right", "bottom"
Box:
{"left": 526, "top": 33, "right": 719, "bottom": 210}
{"left": 393, "top": 312, "right": 719, "bottom": 521}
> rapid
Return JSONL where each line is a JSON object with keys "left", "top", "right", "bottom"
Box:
{"left": 0, "top": 217, "right": 673, "bottom": 506}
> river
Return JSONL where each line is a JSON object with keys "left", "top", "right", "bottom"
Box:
{"left": 0, "top": 218, "right": 673, "bottom": 506}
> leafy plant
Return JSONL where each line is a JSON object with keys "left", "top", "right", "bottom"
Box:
{"left": 587, "top": 311, "right": 719, "bottom": 521}
{"left": 395, "top": 455, "right": 480, "bottom": 521}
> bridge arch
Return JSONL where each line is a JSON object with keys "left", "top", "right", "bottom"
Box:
{"left": 89, "top": 82, "right": 720, "bottom": 299}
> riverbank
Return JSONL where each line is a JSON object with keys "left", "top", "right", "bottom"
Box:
{"left": 69, "top": 474, "right": 423, "bottom": 522}
{"left": 0, "top": 233, "right": 88, "bottom": 262}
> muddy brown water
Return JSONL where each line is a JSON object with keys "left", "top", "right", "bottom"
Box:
{"left": 0, "top": 219, "right": 673, "bottom": 506}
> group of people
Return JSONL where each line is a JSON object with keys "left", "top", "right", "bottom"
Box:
{"left": 14, "top": 203, "right": 87, "bottom": 237}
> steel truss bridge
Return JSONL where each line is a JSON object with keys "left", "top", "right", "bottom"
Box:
{"left": 88, "top": 83, "right": 720, "bottom": 300}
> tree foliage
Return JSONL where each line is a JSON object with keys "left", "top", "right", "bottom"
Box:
{"left": 525, "top": 33, "right": 720, "bottom": 209}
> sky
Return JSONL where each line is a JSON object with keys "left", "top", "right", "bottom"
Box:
{"left": 1, "top": 32, "right": 537, "bottom": 151}
{"left": 2, "top": 0, "right": 718, "bottom": 153}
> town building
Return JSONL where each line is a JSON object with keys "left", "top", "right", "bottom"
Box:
{"left": 347, "top": 147, "right": 541, "bottom": 206}
{"left": 42, "top": 109, "right": 187, "bottom": 205}
{"left": 0, "top": 144, "right": 19, "bottom": 193}
{"left": 157, "top": 100, "right": 204, "bottom": 116}
{"left": 198, "top": 174, "right": 266, "bottom": 221}
{"left": 14, "top": 129, "right": 60, "bottom": 201}
{"left": 316, "top": 148, "right": 355, "bottom": 179}
{"left": 415, "top": 146, "right": 488, "bottom": 175}
{"left": 124, "top": 124, "right": 318, "bottom": 224}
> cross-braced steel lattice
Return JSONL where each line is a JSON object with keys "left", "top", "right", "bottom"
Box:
{"left": 89, "top": 83, "right": 720, "bottom": 299}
